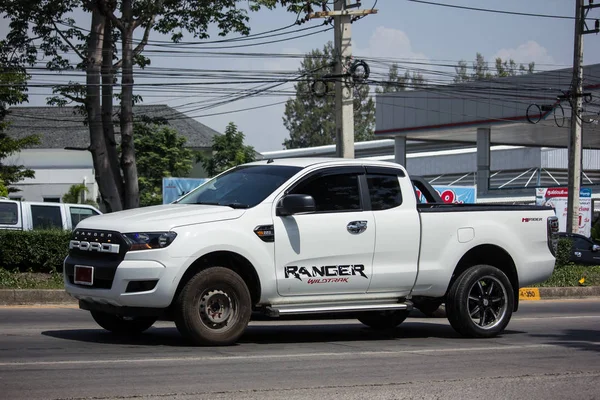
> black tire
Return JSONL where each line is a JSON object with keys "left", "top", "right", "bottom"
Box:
{"left": 445, "top": 264, "right": 514, "bottom": 338}
{"left": 90, "top": 311, "right": 157, "bottom": 335}
{"left": 357, "top": 310, "right": 410, "bottom": 330}
{"left": 174, "top": 267, "right": 251, "bottom": 346}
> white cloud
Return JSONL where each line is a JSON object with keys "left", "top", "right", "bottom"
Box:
{"left": 354, "top": 26, "right": 428, "bottom": 62}
{"left": 492, "top": 40, "right": 555, "bottom": 69}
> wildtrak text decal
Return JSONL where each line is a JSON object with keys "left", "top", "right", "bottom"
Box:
{"left": 284, "top": 265, "right": 367, "bottom": 282}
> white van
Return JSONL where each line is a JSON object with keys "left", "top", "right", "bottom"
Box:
{"left": 0, "top": 198, "right": 102, "bottom": 231}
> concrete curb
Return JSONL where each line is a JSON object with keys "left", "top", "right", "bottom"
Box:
{"left": 526, "top": 286, "right": 600, "bottom": 300}
{"left": 0, "top": 289, "right": 75, "bottom": 305}
{"left": 0, "top": 287, "right": 599, "bottom": 306}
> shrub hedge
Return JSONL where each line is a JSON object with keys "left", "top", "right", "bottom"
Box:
{"left": 0, "top": 230, "right": 71, "bottom": 273}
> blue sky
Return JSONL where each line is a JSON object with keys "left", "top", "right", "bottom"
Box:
{"left": 10, "top": 0, "right": 600, "bottom": 152}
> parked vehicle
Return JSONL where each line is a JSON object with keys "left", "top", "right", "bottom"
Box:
{"left": 63, "top": 158, "right": 559, "bottom": 346}
{"left": 557, "top": 232, "right": 600, "bottom": 265}
{"left": 0, "top": 198, "right": 102, "bottom": 231}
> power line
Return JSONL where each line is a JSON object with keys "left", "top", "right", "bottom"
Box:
{"left": 406, "top": 0, "right": 575, "bottom": 20}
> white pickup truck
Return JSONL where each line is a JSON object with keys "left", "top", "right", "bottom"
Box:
{"left": 64, "top": 158, "right": 559, "bottom": 346}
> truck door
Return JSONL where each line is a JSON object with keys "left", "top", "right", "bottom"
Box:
{"left": 274, "top": 167, "right": 375, "bottom": 296}
{"left": 364, "top": 167, "right": 420, "bottom": 295}
{"left": 0, "top": 200, "right": 23, "bottom": 230}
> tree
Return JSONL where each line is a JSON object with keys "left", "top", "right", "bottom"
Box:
{"left": 376, "top": 63, "right": 426, "bottom": 93}
{"left": 0, "top": 0, "right": 315, "bottom": 211}
{"left": 62, "top": 183, "right": 98, "bottom": 206}
{"left": 0, "top": 68, "right": 39, "bottom": 194}
{"left": 199, "top": 122, "right": 255, "bottom": 177}
{"left": 454, "top": 52, "right": 535, "bottom": 82}
{"left": 133, "top": 123, "right": 195, "bottom": 206}
{"left": 282, "top": 41, "right": 376, "bottom": 149}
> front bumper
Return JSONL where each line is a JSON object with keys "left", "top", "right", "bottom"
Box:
{"left": 64, "top": 258, "right": 182, "bottom": 309}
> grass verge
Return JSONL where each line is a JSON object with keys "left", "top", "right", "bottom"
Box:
{"left": 0, "top": 269, "right": 64, "bottom": 289}
{"left": 532, "top": 264, "right": 600, "bottom": 287}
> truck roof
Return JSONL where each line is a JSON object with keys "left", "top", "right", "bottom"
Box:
{"left": 246, "top": 157, "right": 405, "bottom": 170}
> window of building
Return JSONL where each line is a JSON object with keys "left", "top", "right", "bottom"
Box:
{"left": 70, "top": 206, "right": 99, "bottom": 227}
{"left": 291, "top": 173, "right": 361, "bottom": 212}
{"left": 367, "top": 174, "right": 403, "bottom": 210}
{"left": 43, "top": 197, "right": 61, "bottom": 203}
{"left": 31, "top": 205, "right": 63, "bottom": 229}
{"left": 0, "top": 202, "right": 18, "bottom": 225}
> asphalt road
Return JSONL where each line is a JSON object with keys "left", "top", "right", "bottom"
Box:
{"left": 0, "top": 299, "right": 599, "bottom": 400}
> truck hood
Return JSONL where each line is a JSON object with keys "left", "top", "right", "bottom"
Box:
{"left": 74, "top": 204, "right": 246, "bottom": 233}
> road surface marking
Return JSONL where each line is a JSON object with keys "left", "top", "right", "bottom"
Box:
{"left": 0, "top": 344, "right": 563, "bottom": 367}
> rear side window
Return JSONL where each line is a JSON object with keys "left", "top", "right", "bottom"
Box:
{"left": 31, "top": 205, "right": 63, "bottom": 229}
{"left": 70, "top": 207, "right": 99, "bottom": 227}
{"left": 0, "top": 202, "right": 18, "bottom": 225}
{"left": 367, "top": 174, "right": 403, "bottom": 210}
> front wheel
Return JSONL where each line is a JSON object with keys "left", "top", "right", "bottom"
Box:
{"left": 90, "top": 311, "right": 157, "bottom": 335}
{"left": 445, "top": 264, "right": 514, "bottom": 338}
{"left": 357, "top": 310, "right": 410, "bottom": 330}
{"left": 174, "top": 267, "right": 252, "bottom": 346}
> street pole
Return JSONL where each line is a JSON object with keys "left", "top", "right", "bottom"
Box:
{"left": 566, "top": 0, "right": 600, "bottom": 233}
{"left": 567, "top": 0, "right": 584, "bottom": 234}
{"left": 308, "top": 2, "right": 377, "bottom": 159}
{"left": 334, "top": 1, "right": 354, "bottom": 158}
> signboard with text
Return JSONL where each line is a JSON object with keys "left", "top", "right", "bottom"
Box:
{"left": 416, "top": 185, "right": 477, "bottom": 204}
{"left": 535, "top": 187, "right": 592, "bottom": 236}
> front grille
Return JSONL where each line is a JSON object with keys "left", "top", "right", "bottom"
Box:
{"left": 65, "top": 229, "right": 129, "bottom": 290}
{"left": 68, "top": 229, "right": 129, "bottom": 261}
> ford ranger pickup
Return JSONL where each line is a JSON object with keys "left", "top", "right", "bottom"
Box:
{"left": 64, "top": 158, "right": 559, "bottom": 345}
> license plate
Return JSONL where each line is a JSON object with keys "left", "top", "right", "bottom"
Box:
{"left": 74, "top": 265, "right": 94, "bottom": 286}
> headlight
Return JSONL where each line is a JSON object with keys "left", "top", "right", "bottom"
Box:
{"left": 123, "top": 232, "right": 177, "bottom": 251}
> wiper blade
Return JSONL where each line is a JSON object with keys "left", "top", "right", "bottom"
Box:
{"left": 195, "top": 201, "right": 249, "bottom": 209}
{"left": 222, "top": 203, "right": 250, "bottom": 209}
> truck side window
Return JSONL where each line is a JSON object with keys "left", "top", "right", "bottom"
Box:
{"left": 291, "top": 173, "right": 361, "bottom": 212}
{"left": 30, "top": 205, "right": 63, "bottom": 230}
{"left": 0, "top": 202, "right": 18, "bottom": 225}
{"left": 70, "top": 206, "right": 99, "bottom": 227}
{"left": 572, "top": 237, "right": 592, "bottom": 250}
{"left": 367, "top": 174, "right": 403, "bottom": 210}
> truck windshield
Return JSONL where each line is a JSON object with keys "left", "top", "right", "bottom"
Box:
{"left": 175, "top": 165, "right": 302, "bottom": 208}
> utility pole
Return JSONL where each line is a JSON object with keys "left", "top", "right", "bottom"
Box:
{"left": 334, "top": 0, "right": 354, "bottom": 158}
{"left": 567, "top": 0, "right": 600, "bottom": 234}
{"left": 308, "top": 1, "right": 377, "bottom": 158}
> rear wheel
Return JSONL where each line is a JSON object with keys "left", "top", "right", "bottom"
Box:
{"left": 446, "top": 264, "right": 514, "bottom": 338}
{"left": 357, "top": 310, "right": 410, "bottom": 330}
{"left": 174, "top": 267, "right": 252, "bottom": 346}
{"left": 90, "top": 311, "right": 157, "bottom": 335}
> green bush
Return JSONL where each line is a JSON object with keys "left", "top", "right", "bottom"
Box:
{"left": 533, "top": 264, "right": 600, "bottom": 287}
{"left": 0, "top": 230, "right": 71, "bottom": 273}
{"left": 554, "top": 238, "right": 573, "bottom": 268}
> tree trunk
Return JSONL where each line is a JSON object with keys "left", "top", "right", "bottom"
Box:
{"left": 86, "top": 8, "right": 123, "bottom": 212}
{"left": 119, "top": 0, "right": 140, "bottom": 209}
{"left": 101, "top": 18, "right": 125, "bottom": 205}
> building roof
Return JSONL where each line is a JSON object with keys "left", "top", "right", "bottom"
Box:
{"left": 3, "top": 104, "right": 221, "bottom": 149}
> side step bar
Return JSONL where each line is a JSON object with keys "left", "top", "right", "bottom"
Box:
{"left": 264, "top": 302, "right": 412, "bottom": 318}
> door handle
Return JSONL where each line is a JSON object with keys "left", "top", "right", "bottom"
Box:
{"left": 347, "top": 220, "right": 368, "bottom": 234}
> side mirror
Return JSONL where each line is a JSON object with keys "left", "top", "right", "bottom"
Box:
{"left": 276, "top": 194, "right": 316, "bottom": 216}
{"left": 593, "top": 244, "right": 600, "bottom": 252}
